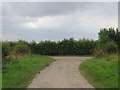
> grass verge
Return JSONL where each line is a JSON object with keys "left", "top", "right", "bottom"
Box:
{"left": 2, "top": 55, "right": 54, "bottom": 88}
{"left": 0, "top": 74, "right": 1, "bottom": 89}
{"left": 79, "top": 54, "right": 118, "bottom": 88}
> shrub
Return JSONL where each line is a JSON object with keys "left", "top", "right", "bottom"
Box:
{"left": 93, "top": 48, "right": 104, "bottom": 57}
{"left": 11, "top": 43, "right": 31, "bottom": 59}
{"left": 93, "top": 41, "right": 118, "bottom": 57}
{"left": 2, "top": 42, "right": 11, "bottom": 58}
{"left": 103, "top": 41, "right": 118, "bottom": 54}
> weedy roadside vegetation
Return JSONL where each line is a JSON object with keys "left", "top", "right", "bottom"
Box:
{"left": 80, "top": 28, "right": 119, "bottom": 88}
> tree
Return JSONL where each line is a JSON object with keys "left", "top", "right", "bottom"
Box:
{"left": 95, "top": 28, "right": 119, "bottom": 56}
{"left": 99, "top": 28, "right": 120, "bottom": 46}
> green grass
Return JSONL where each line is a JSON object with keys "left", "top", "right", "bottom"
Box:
{"left": 80, "top": 54, "right": 118, "bottom": 88}
{"left": 0, "top": 74, "right": 2, "bottom": 89}
{"left": 2, "top": 55, "right": 54, "bottom": 88}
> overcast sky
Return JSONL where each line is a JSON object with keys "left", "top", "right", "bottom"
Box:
{"left": 2, "top": 2, "right": 118, "bottom": 42}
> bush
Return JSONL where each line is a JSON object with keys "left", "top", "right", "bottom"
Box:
{"left": 93, "top": 41, "right": 118, "bottom": 57}
{"left": 2, "top": 42, "right": 11, "bottom": 58}
{"left": 103, "top": 41, "right": 118, "bottom": 54}
{"left": 93, "top": 48, "right": 104, "bottom": 57}
{"left": 11, "top": 43, "right": 31, "bottom": 59}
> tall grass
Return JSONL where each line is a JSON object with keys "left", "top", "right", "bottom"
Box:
{"left": 2, "top": 55, "right": 54, "bottom": 88}
{"left": 0, "top": 74, "right": 2, "bottom": 89}
{"left": 80, "top": 54, "right": 118, "bottom": 88}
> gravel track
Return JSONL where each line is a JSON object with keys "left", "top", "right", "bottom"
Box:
{"left": 28, "top": 56, "right": 94, "bottom": 88}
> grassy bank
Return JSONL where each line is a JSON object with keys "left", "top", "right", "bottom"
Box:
{"left": 0, "top": 74, "right": 1, "bottom": 89}
{"left": 80, "top": 54, "right": 118, "bottom": 88}
{"left": 2, "top": 55, "right": 54, "bottom": 88}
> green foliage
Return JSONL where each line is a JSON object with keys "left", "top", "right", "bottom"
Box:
{"left": 93, "top": 48, "right": 104, "bottom": 57}
{"left": 80, "top": 54, "right": 118, "bottom": 88}
{"left": 2, "top": 55, "right": 54, "bottom": 88}
{"left": 2, "top": 38, "right": 96, "bottom": 56}
{"left": 57, "top": 38, "right": 77, "bottom": 55}
{"left": 95, "top": 28, "right": 119, "bottom": 57}
{"left": 29, "top": 41, "right": 38, "bottom": 54}
{"left": 2, "top": 28, "right": 119, "bottom": 57}
{"left": 2, "top": 56, "right": 14, "bottom": 70}
{"left": 12, "top": 43, "right": 31, "bottom": 59}
{"left": 99, "top": 28, "right": 120, "bottom": 46}
{"left": 77, "top": 39, "right": 96, "bottom": 55}
{"left": 2, "top": 40, "right": 31, "bottom": 69}
{"left": 94, "top": 41, "right": 118, "bottom": 57}
{"left": 103, "top": 41, "right": 118, "bottom": 54}
{"left": 2, "top": 42, "right": 11, "bottom": 58}
{"left": 37, "top": 41, "right": 58, "bottom": 55}
{"left": 29, "top": 38, "right": 96, "bottom": 55}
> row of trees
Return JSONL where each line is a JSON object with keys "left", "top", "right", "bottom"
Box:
{"left": 29, "top": 38, "right": 96, "bottom": 55}
{"left": 2, "top": 28, "right": 119, "bottom": 66}
{"left": 2, "top": 38, "right": 96, "bottom": 59}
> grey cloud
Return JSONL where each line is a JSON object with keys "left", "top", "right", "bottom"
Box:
{"left": 2, "top": 2, "right": 88, "bottom": 17}
{"left": 3, "top": 2, "right": 117, "bottom": 17}
{"left": 3, "top": 24, "right": 98, "bottom": 42}
{"left": 2, "top": 2, "right": 118, "bottom": 41}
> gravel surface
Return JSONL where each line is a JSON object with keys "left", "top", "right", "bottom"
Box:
{"left": 28, "top": 56, "right": 94, "bottom": 88}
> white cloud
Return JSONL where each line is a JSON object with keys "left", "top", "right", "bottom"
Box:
{"left": 3, "top": 34, "right": 17, "bottom": 41}
{"left": 22, "top": 11, "right": 117, "bottom": 31}
{"left": 23, "top": 15, "right": 69, "bottom": 29}
{"left": 78, "top": 15, "right": 118, "bottom": 29}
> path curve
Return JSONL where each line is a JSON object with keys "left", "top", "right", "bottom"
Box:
{"left": 28, "top": 56, "right": 94, "bottom": 88}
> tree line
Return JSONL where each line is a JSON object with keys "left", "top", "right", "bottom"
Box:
{"left": 2, "top": 38, "right": 96, "bottom": 57}
{"left": 2, "top": 28, "right": 120, "bottom": 69}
